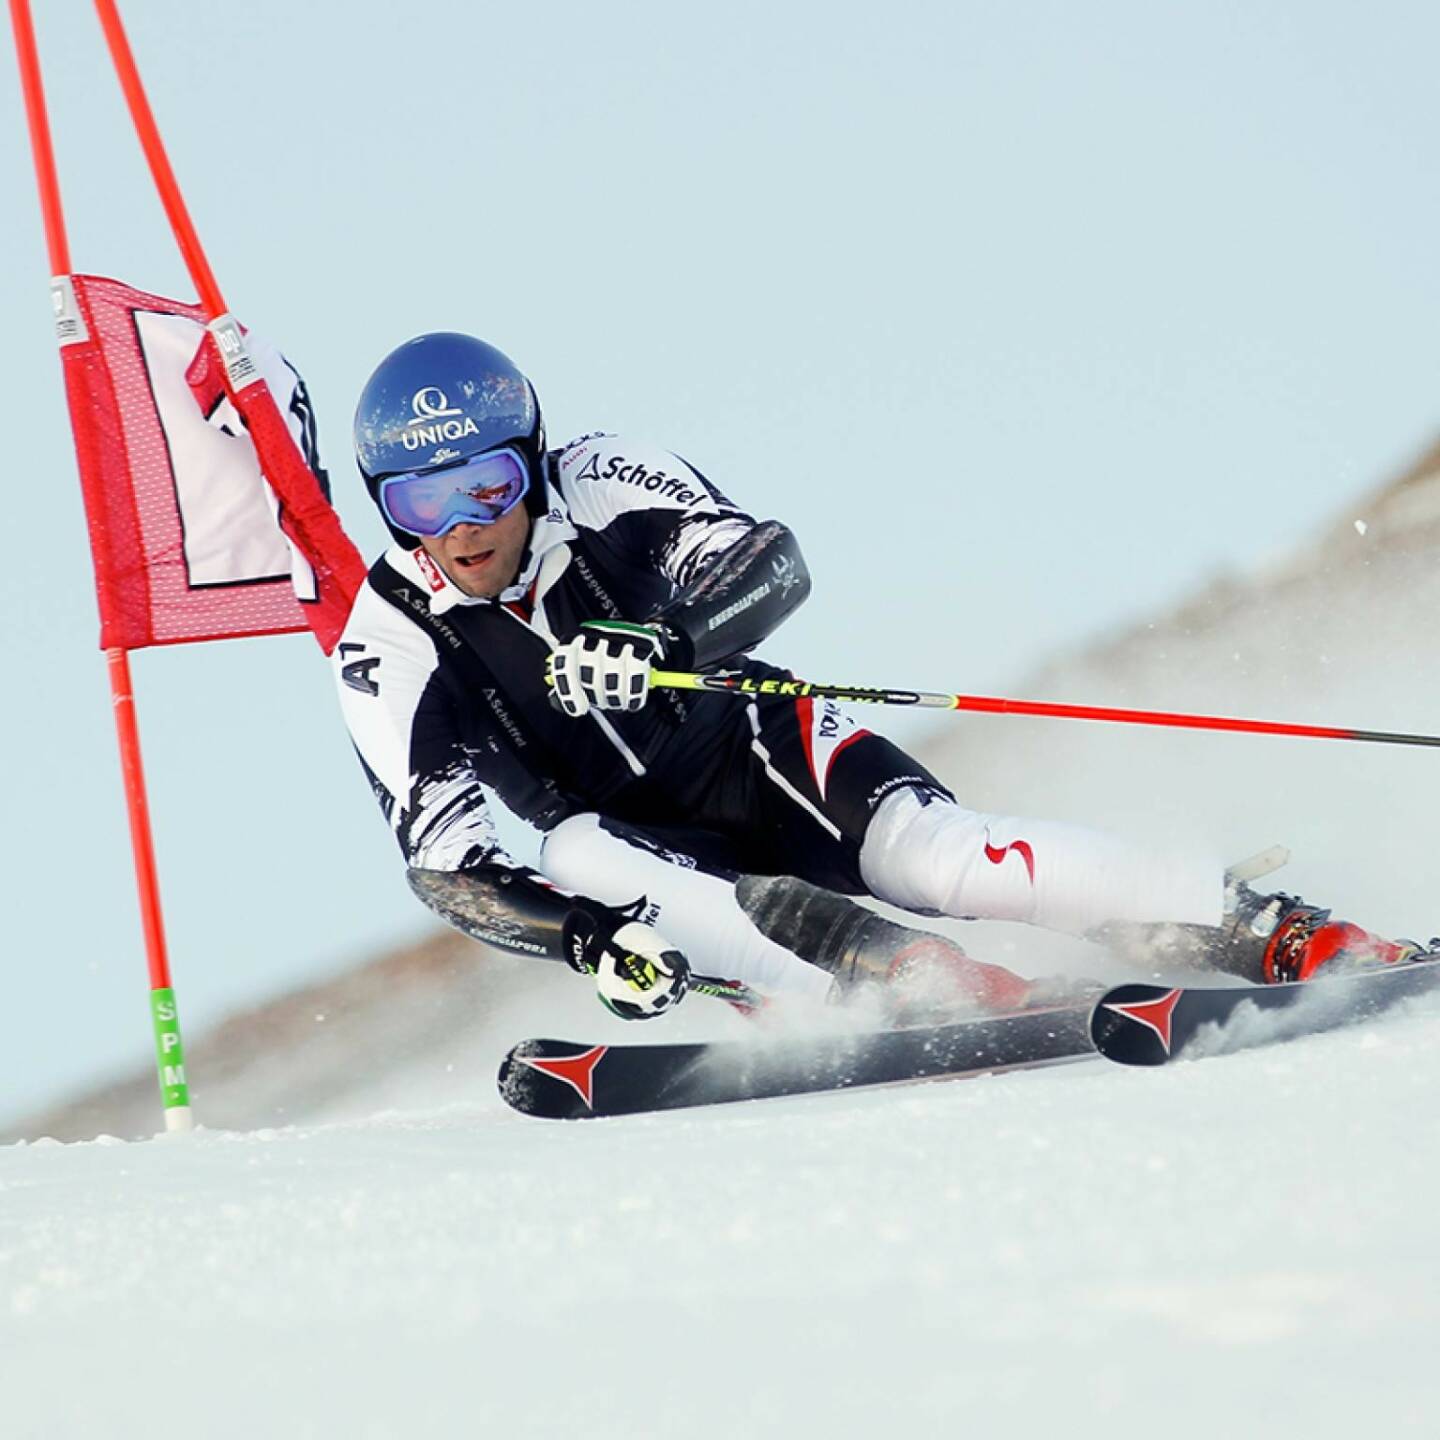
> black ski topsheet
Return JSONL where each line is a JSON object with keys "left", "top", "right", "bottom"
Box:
{"left": 498, "top": 1003, "right": 1095, "bottom": 1119}
{"left": 1090, "top": 956, "right": 1440, "bottom": 1066}
{"left": 500, "top": 958, "right": 1440, "bottom": 1117}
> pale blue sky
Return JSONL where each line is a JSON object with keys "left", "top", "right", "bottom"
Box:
{"left": 1, "top": 1, "right": 1436, "bottom": 1120}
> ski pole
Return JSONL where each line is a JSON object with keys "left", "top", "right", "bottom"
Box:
{"left": 649, "top": 670, "right": 1440, "bottom": 750}
{"left": 691, "top": 972, "right": 767, "bottom": 1014}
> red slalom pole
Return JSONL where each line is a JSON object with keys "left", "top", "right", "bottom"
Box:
{"left": 92, "top": 0, "right": 226, "bottom": 317}
{"left": 651, "top": 671, "right": 1440, "bottom": 750}
{"left": 8, "top": 0, "right": 68, "bottom": 273}
{"left": 10, "top": 0, "right": 192, "bottom": 1129}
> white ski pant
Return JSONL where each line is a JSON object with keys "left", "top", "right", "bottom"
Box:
{"left": 858, "top": 789, "right": 1223, "bottom": 933}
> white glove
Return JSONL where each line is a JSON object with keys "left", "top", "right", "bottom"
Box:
{"left": 548, "top": 620, "right": 666, "bottom": 717}
{"left": 562, "top": 905, "right": 691, "bottom": 1021}
{"left": 594, "top": 922, "right": 691, "bottom": 1020}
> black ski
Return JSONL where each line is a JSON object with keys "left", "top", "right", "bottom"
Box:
{"left": 498, "top": 1003, "right": 1095, "bottom": 1119}
{"left": 500, "top": 956, "right": 1440, "bottom": 1115}
{"left": 1090, "top": 955, "right": 1440, "bottom": 1066}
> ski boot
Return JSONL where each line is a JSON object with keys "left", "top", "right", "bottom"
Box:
{"left": 1224, "top": 883, "right": 1424, "bottom": 984}
{"left": 1090, "top": 846, "right": 1425, "bottom": 985}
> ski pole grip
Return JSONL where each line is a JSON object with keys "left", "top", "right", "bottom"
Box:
{"left": 651, "top": 669, "right": 708, "bottom": 692}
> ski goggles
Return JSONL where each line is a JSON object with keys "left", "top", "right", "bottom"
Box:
{"left": 378, "top": 448, "right": 530, "bottom": 537}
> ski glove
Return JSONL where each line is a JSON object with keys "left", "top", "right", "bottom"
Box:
{"left": 563, "top": 902, "right": 691, "bottom": 1021}
{"left": 547, "top": 620, "right": 666, "bottom": 717}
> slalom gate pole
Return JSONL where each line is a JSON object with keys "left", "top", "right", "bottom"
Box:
{"left": 650, "top": 670, "right": 1440, "bottom": 751}
{"left": 91, "top": 0, "right": 228, "bottom": 318}
{"left": 9, "top": 0, "right": 193, "bottom": 1130}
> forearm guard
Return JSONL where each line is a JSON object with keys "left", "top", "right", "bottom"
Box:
{"left": 650, "top": 520, "right": 810, "bottom": 670}
{"left": 407, "top": 866, "right": 611, "bottom": 964}
{"left": 736, "top": 873, "right": 966, "bottom": 989}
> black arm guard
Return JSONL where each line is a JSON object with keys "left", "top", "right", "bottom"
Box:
{"left": 407, "top": 866, "right": 614, "bottom": 965}
{"left": 649, "top": 520, "right": 810, "bottom": 670}
{"left": 736, "top": 873, "right": 904, "bottom": 986}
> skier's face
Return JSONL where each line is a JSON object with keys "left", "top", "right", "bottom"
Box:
{"left": 421, "top": 501, "right": 531, "bottom": 597}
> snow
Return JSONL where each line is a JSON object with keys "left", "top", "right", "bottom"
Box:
{"left": 5, "top": 995, "right": 1440, "bottom": 1438}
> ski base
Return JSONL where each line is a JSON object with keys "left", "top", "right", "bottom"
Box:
{"left": 498, "top": 1003, "right": 1094, "bottom": 1119}
{"left": 1090, "top": 954, "right": 1440, "bottom": 1065}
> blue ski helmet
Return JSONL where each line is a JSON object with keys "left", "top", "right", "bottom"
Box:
{"left": 353, "top": 332, "right": 547, "bottom": 545}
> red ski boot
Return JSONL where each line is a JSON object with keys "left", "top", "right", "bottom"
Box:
{"left": 1232, "top": 889, "right": 1422, "bottom": 984}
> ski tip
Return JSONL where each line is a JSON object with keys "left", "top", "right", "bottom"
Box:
{"left": 1089, "top": 984, "right": 1185, "bottom": 1066}
{"left": 499, "top": 1040, "right": 611, "bottom": 1120}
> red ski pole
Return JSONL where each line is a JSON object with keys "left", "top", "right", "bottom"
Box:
{"left": 650, "top": 671, "right": 1440, "bottom": 750}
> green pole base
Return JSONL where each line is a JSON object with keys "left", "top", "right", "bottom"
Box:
{"left": 149, "top": 986, "right": 192, "bottom": 1118}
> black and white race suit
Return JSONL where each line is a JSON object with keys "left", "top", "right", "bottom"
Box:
{"left": 334, "top": 433, "right": 1223, "bottom": 996}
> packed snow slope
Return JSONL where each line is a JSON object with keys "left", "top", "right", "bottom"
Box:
{"left": 5, "top": 442, "right": 1440, "bottom": 1438}
{"left": 6, "top": 1008, "right": 1440, "bottom": 1439}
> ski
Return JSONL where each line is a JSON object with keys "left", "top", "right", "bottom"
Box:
{"left": 498, "top": 1002, "right": 1095, "bottom": 1119}
{"left": 500, "top": 955, "right": 1440, "bottom": 1115}
{"left": 1090, "top": 954, "right": 1440, "bottom": 1066}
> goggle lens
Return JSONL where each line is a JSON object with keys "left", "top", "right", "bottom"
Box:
{"left": 379, "top": 449, "right": 530, "bottom": 536}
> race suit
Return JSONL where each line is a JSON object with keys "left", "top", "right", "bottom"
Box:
{"left": 334, "top": 433, "right": 1222, "bottom": 995}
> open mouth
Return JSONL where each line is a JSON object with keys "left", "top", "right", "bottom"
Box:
{"left": 453, "top": 548, "right": 495, "bottom": 571}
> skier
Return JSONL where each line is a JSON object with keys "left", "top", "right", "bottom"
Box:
{"left": 334, "top": 331, "right": 1419, "bottom": 1021}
